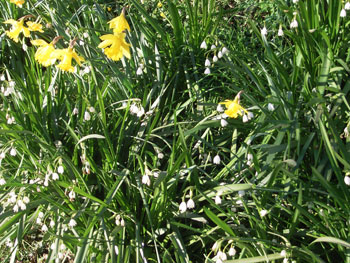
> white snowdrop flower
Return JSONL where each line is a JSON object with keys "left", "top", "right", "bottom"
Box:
{"left": 228, "top": 247, "right": 236, "bottom": 256}
{"left": 57, "top": 165, "right": 64, "bottom": 174}
{"left": 344, "top": 176, "right": 350, "bottom": 185}
{"left": 187, "top": 198, "right": 195, "bottom": 209}
{"left": 68, "top": 218, "right": 77, "bottom": 228}
{"left": 51, "top": 243, "right": 56, "bottom": 250}
{"left": 115, "top": 215, "right": 121, "bottom": 226}
{"left": 38, "top": 211, "right": 44, "bottom": 218}
{"left": 238, "top": 190, "right": 245, "bottom": 197}
{"left": 247, "top": 153, "right": 253, "bottom": 162}
{"left": 179, "top": 201, "right": 187, "bottom": 213}
{"left": 18, "top": 200, "right": 26, "bottom": 210}
{"left": 142, "top": 174, "right": 151, "bottom": 186}
{"left": 73, "top": 107, "right": 79, "bottom": 115}
{"left": 79, "top": 40, "right": 84, "bottom": 46}
{"left": 220, "top": 119, "right": 228, "bottom": 127}
{"left": 58, "top": 252, "right": 64, "bottom": 260}
{"left": 83, "top": 66, "right": 91, "bottom": 74}
{"left": 292, "top": 0, "right": 298, "bottom": 3}
{"left": 222, "top": 47, "right": 228, "bottom": 55}
{"left": 346, "top": 2, "right": 350, "bottom": 10}
{"left": 157, "top": 152, "right": 164, "bottom": 159}
{"left": 341, "top": 9, "right": 347, "bottom": 17}
{"left": 218, "top": 251, "right": 227, "bottom": 260}
{"left": 9, "top": 80, "right": 15, "bottom": 88}
{"left": 283, "top": 258, "right": 289, "bottom": 263}
{"left": 267, "top": 103, "right": 275, "bottom": 111}
{"left": 136, "top": 67, "right": 143, "bottom": 75}
{"left": 7, "top": 116, "right": 15, "bottom": 125}
{"left": 0, "top": 178, "right": 6, "bottom": 185}
{"left": 130, "top": 104, "right": 139, "bottom": 115}
{"left": 120, "top": 218, "right": 125, "bottom": 227}
{"left": 42, "top": 224, "right": 48, "bottom": 232}
{"left": 0, "top": 74, "right": 5, "bottom": 81}
{"left": 261, "top": 26, "right": 267, "bottom": 36}
{"left": 89, "top": 107, "right": 95, "bottom": 113}
{"left": 290, "top": 19, "right": 298, "bottom": 28}
{"left": 215, "top": 194, "right": 222, "bottom": 205}
{"left": 52, "top": 172, "right": 59, "bottom": 180}
{"left": 213, "top": 55, "right": 218, "bottom": 62}
{"left": 242, "top": 114, "right": 249, "bottom": 123}
{"left": 217, "top": 104, "right": 224, "bottom": 112}
{"left": 344, "top": 127, "right": 349, "bottom": 137}
{"left": 205, "top": 59, "right": 211, "bottom": 67}
{"left": 60, "top": 243, "right": 66, "bottom": 250}
{"left": 200, "top": 40, "right": 207, "bottom": 49}
{"left": 114, "top": 245, "right": 119, "bottom": 255}
{"left": 9, "top": 192, "right": 17, "bottom": 203}
{"left": 23, "top": 196, "right": 30, "bottom": 204}
{"left": 0, "top": 152, "right": 5, "bottom": 160}
{"left": 211, "top": 44, "right": 216, "bottom": 50}
{"left": 84, "top": 111, "right": 91, "bottom": 121}
{"left": 260, "top": 209, "right": 268, "bottom": 217}
{"left": 10, "top": 147, "right": 17, "bottom": 156}
{"left": 204, "top": 68, "right": 211, "bottom": 75}
{"left": 213, "top": 155, "right": 221, "bottom": 165}
{"left": 22, "top": 42, "right": 28, "bottom": 51}
{"left": 278, "top": 27, "right": 284, "bottom": 36}
{"left": 280, "top": 250, "right": 287, "bottom": 257}
{"left": 137, "top": 106, "right": 145, "bottom": 117}
{"left": 13, "top": 204, "right": 19, "bottom": 212}
{"left": 50, "top": 220, "right": 55, "bottom": 227}
{"left": 218, "top": 51, "right": 223, "bottom": 58}
{"left": 248, "top": 112, "right": 254, "bottom": 119}
{"left": 68, "top": 190, "right": 76, "bottom": 201}
{"left": 83, "top": 32, "right": 89, "bottom": 38}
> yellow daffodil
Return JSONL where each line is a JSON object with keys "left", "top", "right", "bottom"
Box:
{"left": 98, "top": 32, "right": 131, "bottom": 61}
{"left": 108, "top": 9, "right": 130, "bottom": 34}
{"left": 52, "top": 40, "right": 84, "bottom": 72}
{"left": 4, "top": 18, "right": 30, "bottom": 43}
{"left": 31, "top": 39, "right": 57, "bottom": 67}
{"left": 26, "top": 21, "right": 44, "bottom": 32}
{"left": 219, "top": 92, "right": 248, "bottom": 118}
{"left": 9, "top": 0, "right": 25, "bottom": 7}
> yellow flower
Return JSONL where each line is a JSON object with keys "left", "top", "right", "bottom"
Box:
{"left": 26, "top": 21, "right": 44, "bottom": 32}
{"left": 52, "top": 45, "right": 85, "bottom": 72}
{"left": 160, "top": 12, "right": 166, "bottom": 18}
{"left": 98, "top": 32, "right": 131, "bottom": 61}
{"left": 4, "top": 18, "right": 30, "bottom": 43}
{"left": 219, "top": 96, "right": 248, "bottom": 119}
{"left": 9, "top": 0, "right": 25, "bottom": 7}
{"left": 157, "top": 2, "right": 162, "bottom": 8}
{"left": 108, "top": 9, "right": 130, "bottom": 34}
{"left": 31, "top": 39, "right": 57, "bottom": 67}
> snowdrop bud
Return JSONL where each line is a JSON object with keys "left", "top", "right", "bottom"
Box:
{"left": 200, "top": 40, "right": 207, "bottom": 49}
{"left": 179, "top": 201, "right": 187, "bottom": 213}
{"left": 341, "top": 9, "right": 347, "bottom": 17}
{"left": 157, "top": 152, "right": 164, "bottom": 159}
{"left": 213, "top": 55, "right": 218, "bottom": 62}
{"left": 213, "top": 155, "right": 221, "bottom": 165}
{"left": 267, "top": 103, "right": 275, "bottom": 111}
{"left": 215, "top": 194, "right": 222, "bottom": 205}
{"left": 114, "top": 245, "right": 119, "bottom": 255}
{"left": 344, "top": 176, "right": 350, "bottom": 185}
{"left": 346, "top": 2, "right": 350, "bottom": 10}
{"left": 142, "top": 174, "right": 151, "bottom": 186}
{"left": 243, "top": 114, "right": 249, "bottom": 123}
{"left": 278, "top": 27, "right": 284, "bottom": 36}
{"left": 84, "top": 111, "right": 91, "bottom": 121}
{"left": 10, "top": 148, "right": 17, "bottom": 156}
{"left": 260, "top": 209, "right": 268, "bottom": 217}
{"left": 0, "top": 74, "right": 5, "bottom": 81}
{"left": 222, "top": 47, "right": 228, "bottom": 55}
{"left": 187, "top": 198, "right": 195, "bottom": 209}
{"left": 136, "top": 67, "right": 143, "bottom": 75}
{"left": 210, "top": 44, "right": 216, "bottom": 50}
{"left": 120, "top": 218, "right": 125, "bottom": 227}
{"left": 22, "top": 42, "right": 28, "bottom": 52}
{"left": 57, "top": 165, "right": 64, "bottom": 174}
{"left": 218, "top": 51, "right": 223, "bottom": 58}
{"left": 228, "top": 247, "right": 236, "bottom": 256}
{"left": 261, "top": 26, "right": 267, "bottom": 36}
{"left": 205, "top": 59, "right": 211, "bottom": 67}
{"left": 248, "top": 112, "right": 254, "bottom": 119}
{"left": 220, "top": 119, "right": 228, "bottom": 127}
{"left": 204, "top": 68, "right": 211, "bottom": 75}
{"left": 280, "top": 250, "right": 287, "bottom": 257}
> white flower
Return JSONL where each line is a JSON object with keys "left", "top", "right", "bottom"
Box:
{"left": 222, "top": 47, "right": 228, "bottom": 55}
{"left": 0, "top": 152, "right": 5, "bottom": 160}
{"left": 157, "top": 152, "right": 164, "bottom": 159}
{"left": 243, "top": 114, "right": 249, "bottom": 123}
{"left": 292, "top": 0, "right": 298, "bottom": 3}
{"left": 10, "top": 147, "right": 17, "bottom": 156}
{"left": 13, "top": 204, "right": 19, "bottom": 212}
{"left": 213, "top": 155, "right": 221, "bottom": 165}
{"left": 218, "top": 51, "right": 223, "bottom": 58}
{"left": 204, "top": 68, "right": 211, "bottom": 75}
{"left": 52, "top": 172, "right": 59, "bottom": 180}
{"left": 82, "top": 66, "right": 91, "bottom": 74}
{"left": 50, "top": 220, "right": 55, "bottom": 227}
{"left": 228, "top": 247, "right": 236, "bottom": 256}
{"left": 187, "top": 198, "right": 195, "bottom": 209}
{"left": 116, "top": 215, "right": 121, "bottom": 226}
{"left": 114, "top": 245, "right": 119, "bottom": 255}
{"left": 84, "top": 111, "right": 91, "bottom": 121}
{"left": 9, "top": 81, "right": 15, "bottom": 88}
{"left": 280, "top": 250, "right": 287, "bottom": 257}
{"left": 42, "top": 224, "right": 48, "bottom": 232}
{"left": 73, "top": 107, "right": 79, "bottom": 115}
{"left": 130, "top": 104, "right": 139, "bottom": 115}
{"left": 290, "top": 19, "right": 298, "bottom": 28}
{"left": 38, "top": 211, "right": 44, "bottom": 218}
{"left": 238, "top": 190, "right": 245, "bottom": 197}
{"left": 267, "top": 103, "right": 275, "bottom": 111}
{"left": 68, "top": 190, "right": 76, "bottom": 201}
{"left": 89, "top": 107, "right": 95, "bottom": 113}
{"left": 215, "top": 194, "right": 222, "bottom": 205}
{"left": 137, "top": 106, "right": 145, "bottom": 117}
{"left": 142, "top": 174, "right": 151, "bottom": 186}
{"left": 217, "top": 251, "right": 227, "bottom": 261}
{"left": 283, "top": 258, "right": 289, "bottom": 263}
{"left": 200, "top": 40, "right": 207, "bottom": 49}
{"left": 344, "top": 127, "right": 349, "bottom": 137}
{"left": 0, "top": 178, "right": 5, "bottom": 185}
{"left": 57, "top": 165, "right": 64, "bottom": 174}
{"left": 260, "top": 209, "right": 268, "bottom": 217}
{"left": 248, "top": 112, "right": 254, "bottom": 119}
{"left": 344, "top": 176, "right": 350, "bottom": 185}
{"left": 205, "top": 59, "right": 211, "bottom": 67}
{"left": 213, "top": 55, "right": 218, "bottom": 63}
{"left": 211, "top": 44, "right": 216, "bottom": 50}
{"left": 341, "top": 9, "right": 347, "bottom": 17}
{"left": 136, "top": 67, "right": 143, "bottom": 75}
{"left": 83, "top": 32, "right": 89, "bottom": 38}
{"left": 217, "top": 104, "right": 224, "bottom": 112}
{"left": 18, "top": 199, "right": 26, "bottom": 210}
{"left": 120, "top": 218, "right": 125, "bottom": 227}
{"left": 220, "top": 119, "right": 228, "bottom": 127}
{"left": 346, "top": 2, "right": 350, "bottom": 10}
{"left": 23, "top": 196, "right": 30, "bottom": 203}
{"left": 278, "top": 27, "right": 284, "bottom": 36}
{"left": 179, "top": 201, "right": 187, "bottom": 213}
{"left": 9, "top": 191, "right": 17, "bottom": 203}
{"left": 261, "top": 26, "right": 267, "bottom": 36}
{"left": 68, "top": 218, "right": 77, "bottom": 227}
{"left": 0, "top": 74, "right": 5, "bottom": 81}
